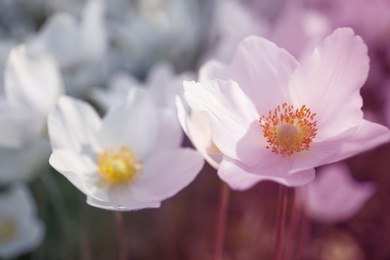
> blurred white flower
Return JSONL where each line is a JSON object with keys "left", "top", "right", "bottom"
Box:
{"left": 0, "top": 184, "right": 45, "bottom": 259}
{"left": 30, "top": 0, "right": 107, "bottom": 97}
{"left": 48, "top": 88, "right": 204, "bottom": 211}
{"left": 108, "top": 0, "right": 202, "bottom": 76}
{"left": 93, "top": 61, "right": 194, "bottom": 112}
{"left": 201, "top": 0, "right": 268, "bottom": 64}
{"left": 298, "top": 163, "right": 376, "bottom": 223}
{"left": 0, "top": 44, "right": 64, "bottom": 183}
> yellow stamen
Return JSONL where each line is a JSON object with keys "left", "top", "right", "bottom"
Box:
{"left": 0, "top": 217, "right": 17, "bottom": 243}
{"left": 97, "top": 147, "right": 142, "bottom": 186}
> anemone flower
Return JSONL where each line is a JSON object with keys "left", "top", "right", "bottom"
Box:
{"left": 48, "top": 88, "right": 204, "bottom": 210}
{"left": 183, "top": 28, "right": 390, "bottom": 190}
{"left": 298, "top": 162, "right": 376, "bottom": 223}
{"left": 0, "top": 44, "right": 64, "bottom": 183}
{"left": 0, "top": 185, "right": 45, "bottom": 259}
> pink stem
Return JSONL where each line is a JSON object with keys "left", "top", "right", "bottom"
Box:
{"left": 273, "top": 186, "right": 288, "bottom": 260}
{"left": 213, "top": 182, "right": 230, "bottom": 260}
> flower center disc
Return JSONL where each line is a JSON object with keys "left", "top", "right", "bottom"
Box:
{"left": 259, "top": 103, "right": 317, "bottom": 157}
{"left": 0, "top": 218, "right": 17, "bottom": 243}
{"left": 97, "top": 146, "right": 142, "bottom": 186}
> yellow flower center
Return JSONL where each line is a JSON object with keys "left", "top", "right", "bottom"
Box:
{"left": 97, "top": 147, "right": 142, "bottom": 186}
{"left": 0, "top": 217, "right": 17, "bottom": 243}
{"left": 259, "top": 103, "right": 317, "bottom": 157}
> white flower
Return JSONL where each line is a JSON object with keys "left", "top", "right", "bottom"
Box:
{"left": 93, "top": 61, "right": 194, "bottom": 112}
{"left": 48, "top": 88, "right": 204, "bottom": 211}
{"left": 0, "top": 44, "right": 64, "bottom": 183}
{"left": 0, "top": 184, "right": 45, "bottom": 259}
{"left": 29, "top": 0, "right": 107, "bottom": 97}
{"left": 109, "top": 0, "right": 201, "bottom": 75}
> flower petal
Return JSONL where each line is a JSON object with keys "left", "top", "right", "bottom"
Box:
{"left": 227, "top": 36, "right": 299, "bottom": 112}
{"left": 49, "top": 149, "right": 97, "bottom": 196}
{"left": 98, "top": 88, "right": 158, "bottom": 159}
{"left": 199, "top": 59, "right": 228, "bottom": 82}
{"left": 0, "top": 138, "right": 50, "bottom": 184}
{"left": 48, "top": 96, "right": 102, "bottom": 153}
{"left": 292, "top": 120, "right": 389, "bottom": 172}
{"left": 131, "top": 148, "right": 204, "bottom": 201}
{"left": 80, "top": 0, "right": 107, "bottom": 62}
{"left": 86, "top": 196, "right": 160, "bottom": 211}
{"left": 303, "top": 163, "right": 376, "bottom": 223}
{"left": 176, "top": 96, "right": 221, "bottom": 169}
{"left": 219, "top": 156, "right": 315, "bottom": 188}
{"left": 32, "top": 13, "right": 81, "bottom": 68}
{"left": 153, "top": 108, "right": 183, "bottom": 151}
{"left": 289, "top": 27, "right": 369, "bottom": 140}
{"left": 4, "top": 44, "right": 64, "bottom": 116}
{"left": 184, "top": 80, "right": 258, "bottom": 164}
{"left": 0, "top": 108, "right": 44, "bottom": 148}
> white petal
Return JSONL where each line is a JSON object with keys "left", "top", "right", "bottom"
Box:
{"left": 0, "top": 138, "right": 50, "bottom": 184}
{"left": 86, "top": 196, "right": 160, "bottom": 211}
{"left": 227, "top": 36, "right": 299, "bottom": 112}
{"left": 131, "top": 148, "right": 204, "bottom": 201}
{"left": 0, "top": 107, "right": 44, "bottom": 147}
{"left": 153, "top": 108, "right": 183, "bottom": 151}
{"left": 199, "top": 59, "right": 228, "bottom": 82}
{"left": 98, "top": 88, "right": 158, "bottom": 159}
{"left": 48, "top": 96, "right": 102, "bottom": 153}
{"left": 49, "top": 149, "right": 97, "bottom": 195}
{"left": 289, "top": 28, "right": 369, "bottom": 140}
{"left": 32, "top": 13, "right": 81, "bottom": 68}
{"left": 184, "top": 80, "right": 259, "bottom": 165}
{"left": 4, "top": 44, "right": 64, "bottom": 116}
{"left": 176, "top": 96, "right": 221, "bottom": 169}
{"left": 80, "top": 0, "right": 107, "bottom": 61}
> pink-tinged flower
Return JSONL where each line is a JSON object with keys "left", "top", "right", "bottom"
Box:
{"left": 48, "top": 88, "right": 204, "bottom": 211}
{"left": 0, "top": 44, "right": 64, "bottom": 183}
{"left": 0, "top": 184, "right": 45, "bottom": 259}
{"left": 298, "top": 163, "right": 376, "bottom": 223}
{"left": 183, "top": 28, "right": 390, "bottom": 190}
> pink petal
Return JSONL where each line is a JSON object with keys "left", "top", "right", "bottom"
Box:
{"left": 227, "top": 36, "right": 299, "bottom": 113}
{"left": 219, "top": 156, "right": 315, "bottom": 189}
{"left": 302, "top": 162, "right": 376, "bottom": 223}
{"left": 289, "top": 27, "right": 369, "bottom": 140}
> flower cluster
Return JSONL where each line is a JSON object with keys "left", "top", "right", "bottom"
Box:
{"left": 0, "top": 0, "right": 390, "bottom": 258}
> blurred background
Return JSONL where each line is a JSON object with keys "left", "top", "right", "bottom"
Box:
{"left": 1, "top": 0, "right": 390, "bottom": 259}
